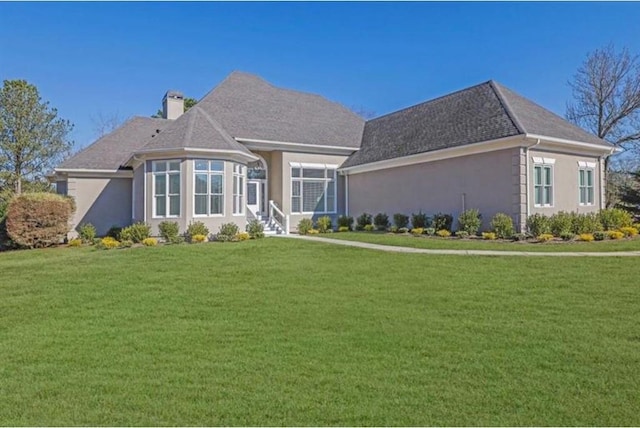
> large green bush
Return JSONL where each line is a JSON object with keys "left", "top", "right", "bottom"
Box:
{"left": 297, "top": 218, "right": 313, "bottom": 235}
{"left": 186, "top": 221, "right": 209, "bottom": 240}
{"left": 571, "top": 212, "right": 602, "bottom": 234}
{"left": 432, "top": 213, "right": 453, "bottom": 232}
{"left": 216, "top": 222, "right": 239, "bottom": 242}
{"left": 598, "top": 208, "right": 633, "bottom": 230}
{"left": 393, "top": 213, "right": 409, "bottom": 229}
{"left": 337, "top": 215, "right": 353, "bottom": 231}
{"left": 119, "top": 222, "right": 151, "bottom": 243}
{"left": 355, "top": 213, "right": 372, "bottom": 231}
{"left": 246, "top": 219, "right": 265, "bottom": 239}
{"left": 490, "top": 213, "right": 515, "bottom": 239}
{"left": 373, "top": 213, "right": 389, "bottom": 231}
{"left": 5, "top": 192, "right": 75, "bottom": 248}
{"left": 411, "top": 211, "right": 429, "bottom": 229}
{"left": 550, "top": 212, "right": 573, "bottom": 237}
{"left": 316, "top": 216, "right": 333, "bottom": 233}
{"left": 457, "top": 209, "right": 482, "bottom": 235}
{"left": 526, "top": 213, "right": 551, "bottom": 237}
{"left": 158, "top": 221, "right": 180, "bottom": 242}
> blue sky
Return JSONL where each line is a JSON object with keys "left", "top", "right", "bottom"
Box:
{"left": 1, "top": 2, "right": 639, "bottom": 151}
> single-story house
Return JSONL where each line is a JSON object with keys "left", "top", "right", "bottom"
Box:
{"left": 54, "top": 71, "right": 615, "bottom": 236}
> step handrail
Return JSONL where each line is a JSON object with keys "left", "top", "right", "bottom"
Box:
{"left": 268, "top": 200, "right": 290, "bottom": 235}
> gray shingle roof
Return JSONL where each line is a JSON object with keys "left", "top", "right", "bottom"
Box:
{"left": 341, "top": 80, "right": 613, "bottom": 169}
{"left": 58, "top": 117, "right": 169, "bottom": 170}
{"left": 140, "top": 105, "right": 255, "bottom": 158}
{"left": 196, "top": 71, "right": 365, "bottom": 148}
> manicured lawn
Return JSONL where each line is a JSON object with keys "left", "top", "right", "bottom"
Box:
{"left": 1, "top": 238, "right": 639, "bottom": 426}
{"left": 318, "top": 231, "right": 640, "bottom": 252}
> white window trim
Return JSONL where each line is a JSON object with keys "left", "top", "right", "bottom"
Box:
{"left": 152, "top": 160, "right": 181, "bottom": 219}
{"left": 533, "top": 162, "right": 554, "bottom": 208}
{"left": 578, "top": 167, "right": 595, "bottom": 206}
{"left": 290, "top": 164, "right": 338, "bottom": 215}
{"left": 232, "top": 163, "right": 246, "bottom": 216}
{"left": 193, "top": 160, "right": 225, "bottom": 217}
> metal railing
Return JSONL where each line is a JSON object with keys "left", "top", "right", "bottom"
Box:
{"left": 268, "top": 200, "right": 290, "bottom": 235}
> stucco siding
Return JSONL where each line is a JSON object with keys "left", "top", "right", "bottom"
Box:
{"left": 347, "top": 148, "right": 518, "bottom": 231}
{"left": 528, "top": 149, "right": 602, "bottom": 216}
{"left": 132, "top": 165, "right": 145, "bottom": 223}
{"left": 67, "top": 177, "right": 132, "bottom": 237}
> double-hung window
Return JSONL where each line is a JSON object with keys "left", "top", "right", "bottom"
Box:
{"left": 153, "top": 160, "right": 181, "bottom": 217}
{"left": 533, "top": 158, "right": 554, "bottom": 207}
{"left": 194, "top": 160, "right": 224, "bottom": 216}
{"left": 291, "top": 163, "right": 337, "bottom": 214}
{"left": 232, "top": 164, "right": 245, "bottom": 215}
{"left": 578, "top": 162, "right": 595, "bottom": 206}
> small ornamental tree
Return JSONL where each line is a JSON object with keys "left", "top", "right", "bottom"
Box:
{"left": 6, "top": 192, "right": 75, "bottom": 248}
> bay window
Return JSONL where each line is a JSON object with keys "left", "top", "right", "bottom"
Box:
{"left": 233, "top": 163, "right": 245, "bottom": 215}
{"left": 194, "top": 160, "right": 224, "bottom": 216}
{"left": 153, "top": 160, "right": 181, "bottom": 217}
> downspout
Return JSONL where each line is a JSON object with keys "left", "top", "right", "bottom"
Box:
{"left": 524, "top": 138, "right": 541, "bottom": 232}
{"left": 345, "top": 173, "right": 349, "bottom": 217}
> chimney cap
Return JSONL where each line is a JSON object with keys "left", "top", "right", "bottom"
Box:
{"left": 163, "top": 90, "right": 184, "bottom": 101}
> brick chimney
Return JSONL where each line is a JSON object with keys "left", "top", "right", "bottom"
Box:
{"left": 162, "top": 90, "right": 184, "bottom": 120}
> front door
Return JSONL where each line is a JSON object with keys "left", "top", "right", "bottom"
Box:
{"left": 247, "top": 180, "right": 263, "bottom": 217}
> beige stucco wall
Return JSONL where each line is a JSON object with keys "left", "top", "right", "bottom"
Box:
{"left": 144, "top": 158, "right": 247, "bottom": 237}
{"left": 347, "top": 148, "right": 520, "bottom": 231}
{"left": 66, "top": 176, "right": 133, "bottom": 237}
{"left": 528, "top": 149, "right": 603, "bottom": 216}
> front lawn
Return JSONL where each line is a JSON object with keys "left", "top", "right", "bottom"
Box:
{"left": 1, "top": 239, "right": 639, "bottom": 425}
{"left": 317, "top": 231, "right": 640, "bottom": 252}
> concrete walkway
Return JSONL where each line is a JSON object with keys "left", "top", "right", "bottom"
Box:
{"left": 282, "top": 234, "right": 640, "bottom": 257}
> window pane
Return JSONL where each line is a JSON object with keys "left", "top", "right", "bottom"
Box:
{"left": 156, "top": 196, "right": 166, "bottom": 216}
{"left": 534, "top": 167, "right": 541, "bottom": 185}
{"left": 535, "top": 186, "right": 542, "bottom": 205}
{"left": 247, "top": 182, "right": 257, "bottom": 205}
{"left": 544, "top": 187, "right": 552, "bottom": 205}
{"left": 292, "top": 168, "right": 301, "bottom": 178}
{"left": 195, "top": 174, "right": 207, "bottom": 194}
{"left": 195, "top": 160, "right": 208, "bottom": 171}
{"left": 169, "top": 173, "right": 180, "bottom": 194}
{"left": 303, "top": 181, "right": 325, "bottom": 212}
{"left": 211, "top": 195, "right": 223, "bottom": 214}
{"left": 195, "top": 195, "right": 207, "bottom": 215}
{"left": 302, "top": 168, "right": 325, "bottom": 179}
{"left": 545, "top": 167, "right": 552, "bottom": 185}
{"left": 169, "top": 195, "right": 180, "bottom": 216}
{"left": 292, "top": 180, "right": 301, "bottom": 196}
{"left": 211, "top": 174, "right": 223, "bottom": 194}
{"left": 239, "top": 177, "right": 244, "bottom": 195}
{"left": 580, "top": 187, "right": 586, "bottom": 204}
{"left": 588, "top": 187, "right": 594, "bottom": 204}
{"left": 292, "top": 197, "right": 301, "bottom": 213}
{"left": 587, "top": 170, "right": 593, "bottom": 186}
{"left": 579, "top": 169, "right": 585, "bottom": 186}
{"left": 154, "top": 162, "right": 166, "bottom": 172}
{"left": 155, "top": 175, "right": 166, "bottom": 196}
{"left": 327, "top": 181, "right": 335, "bottom": 197}
{"left": 211, "top": 161, "right": 224, "bottom": 172}
{"left": 327, "top": 196, "right": 335, "bottom": 212}
{"left": 169, "top": 161, "right": 180, "bottom": 171}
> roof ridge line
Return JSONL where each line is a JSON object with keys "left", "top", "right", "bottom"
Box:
{"left": 489, "top": 81, "right": 527, "bottom": 135}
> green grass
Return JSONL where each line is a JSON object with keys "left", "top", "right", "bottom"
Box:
{"left": 318, "top": 231, "right": 640, "bottom": 252}
{"left": 1, "top": 239, "right": 639, "bottom": 426}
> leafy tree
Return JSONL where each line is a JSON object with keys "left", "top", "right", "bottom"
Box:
{"left": 0, "top": 80, "right": 73, "bottom": 194}
{"left": 618, "top": 170, "right": 640, "bottom": 214}
{"left": 151, "top": 97, "right": 197, "bottom": 118}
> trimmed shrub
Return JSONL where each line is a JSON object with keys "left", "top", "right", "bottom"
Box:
{"left": 577, "top": 233, "right": 594, "bottom": 242}
{"left": 608, "top": 230, "right": 625, "bottom": 240}
{"left": 338, "top": 226, "right": 350, "bottom": 233}
{"left": 393, "top": 213, "right": 409, "bottom": 229}
{"left": 337, "top": 215, "right": 354, "bottom": 231}
{"left": 455, "top": 230, "right": 470, "bottom": 239}
{"left": 424, "top": 227, "right": 436, "bottom": 236}
{"left": 317, "top": 216, "right": 333, "bottom": 233}
{"left": 436, "top": 229, "right": 451, "bottom": 238}
{"left": 158, "top": 221, "right": 180, "bottom": 242}
{"left": 235, "top": 232, "right": 250, "bottom": 241}
{"left": 433, "top": 213, "right": 453, "bottom": 232}
{"left": 97, "top": 237, "right": 119, "bottom": 249}
{"left": 457, "top": 209, "right": 482, "bottom": 235}
{"left": 571, "top": 212, "right": 602, "bottom": 234}
{"left": 363, "top": 224, "right": 375, "bottom": 232}
{"left": 398, "top": 227, "right": 409, "bottom": 234}
{"left": 186, "top": 221, "right": 209, "bottom": 240}
{"left": 593, "top": 231, "right": 607, "bottom": 241}
{"left": 78, "top": 223, "right": 96, "bottom": 243}
{"left": 142, "top": 237, "right": 158, "bottom": 246}
{"left": 120, "top": 222, "right": 151, "bottom": 243}
{"left": 619, "top": 226, "right": 638, "bottom": 237}
{"left": 297, "top": 218, "right": 313, "bottom": 235}
{"left": 356, "top": 213, "right": 373, "bottom": 231}
{"left": 191, "top": 234, "right": 208, "bottom": 243}
{"left": 119, "top": 239, "right": 134, "bottom": 248}
{"left": 6, "top": 192, "right": 75, "bottom": 248}
{"left": 598, "top": 208, "right": 633, "bottom": 230}
{"left": 526, "top": 214, "right": 551, "bottom": 237}
{"left": 537, "top": 233, "right": 554, "bottom": 242}
{"left": 68, "top": 238, "right": 82, "bottom": 247}
{"left": 482, "top": 232, "right": 496, "bottom": 240}
{"left": 411, "top": 227, "right": 424, "bottom": 236}
{"left": 217, "top": 223, "right": 240, "bottom": 242}
{"left": 373, "top": 213, "right": 390, "bottom": 231}
{"left": 308, "top": 229, "right": 320, "bottom": 234}
{"left": 491, "top": 213, "right": 515, "bottom": 239}
{"left": 246, "top": 219, "right": 265, "bottom": 239}
{"left": 550, "top": 211, "right": 573, "bottom": 237}
{"left": 560, "top": 232, "right": 575, "bottom": 241}
{"left": 106, "top": 226, "right": 122, "bottom": 240}
{"left": 411, "top": 211, "right": 429, "bottom": 229}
